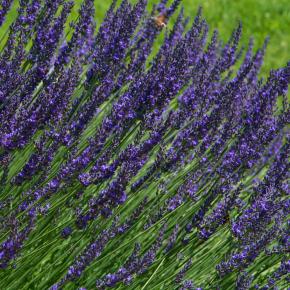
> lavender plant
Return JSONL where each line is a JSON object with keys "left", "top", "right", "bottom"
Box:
{"left": 0, "top": 0, "right": 289, "bottom": 289}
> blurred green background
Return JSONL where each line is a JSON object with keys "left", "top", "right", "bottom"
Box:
{"left": 1, "top": 0, "right": 290, "bottom": 75}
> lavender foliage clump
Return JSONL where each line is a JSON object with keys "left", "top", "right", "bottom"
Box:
{"left": 0, "top": 0, "right": 289, "bottom": 289}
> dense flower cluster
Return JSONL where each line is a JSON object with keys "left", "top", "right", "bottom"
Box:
{"left": 0, "top": 0, "right": 289, "bottom": 289}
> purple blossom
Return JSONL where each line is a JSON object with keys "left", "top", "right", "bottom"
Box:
{"left": 0, "top": 0, "right": 13, "bottom": 26}
{"left": 61, "top": 227, "right": 72, "bottom": 239}
{"left": 96, "top": 224, "right": 166, "bottom": 289}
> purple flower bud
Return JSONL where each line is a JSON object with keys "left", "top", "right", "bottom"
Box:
{"left": 61, "top": 227, "right": 72, "bottom": 239}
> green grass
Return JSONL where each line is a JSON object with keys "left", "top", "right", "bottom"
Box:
{"left": 183, "top": 0, "right": 290, "bottom": 75}
{"left": 1, "top": 0, "right": 290, "bottom": 75}
{"left": 85, "top": 0, "right": 290, "bottom": 76}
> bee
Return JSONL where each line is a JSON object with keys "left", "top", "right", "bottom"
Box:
{"left": 224, "top": 212, "right": 233, "bottom": 227}
{"left": 0, "top": 152, "right": 11, "bottom": 168}
{"left": 152, "top": 13, "right": 167, "bottom": 29}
